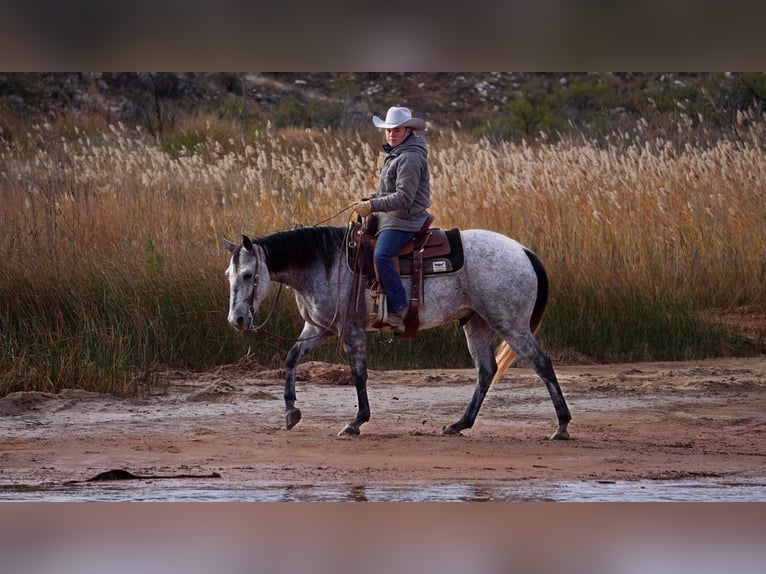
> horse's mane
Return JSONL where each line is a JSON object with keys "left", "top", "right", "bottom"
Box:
{"left": 254, "top": 226, "right": 346, "bottom": 277}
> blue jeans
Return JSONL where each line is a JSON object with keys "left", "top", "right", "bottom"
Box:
{"left": 374, "top": 229, "right": 413, "bottom": 313}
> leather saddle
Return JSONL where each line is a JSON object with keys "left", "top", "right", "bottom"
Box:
{"left": 347, "top": 214, "right": 464, "bottom": 339}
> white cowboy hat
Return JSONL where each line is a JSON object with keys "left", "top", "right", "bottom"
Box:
{"left": 372, "top": 106, "right": 426, "bottom": 130}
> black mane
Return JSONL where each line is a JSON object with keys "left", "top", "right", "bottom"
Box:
{"left": 254, "top": 226, "right": 346, "bottom": 277}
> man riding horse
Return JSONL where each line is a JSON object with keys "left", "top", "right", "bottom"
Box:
{"left": 355, "top": 107, "right": 432, "bottom": 333}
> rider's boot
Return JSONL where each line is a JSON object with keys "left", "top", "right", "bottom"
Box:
{"left": 385, "top": 308, "right": 407, "bottom": 333}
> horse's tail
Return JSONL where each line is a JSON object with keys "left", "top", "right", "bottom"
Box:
{"left": 491, "top": 248, "right": 549, "bottom": 385}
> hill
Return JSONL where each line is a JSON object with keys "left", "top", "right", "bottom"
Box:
{"left": 2, "top": 72, "right": 766, "bottom": 143}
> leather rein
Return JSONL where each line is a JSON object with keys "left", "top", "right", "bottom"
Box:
{"left": 244, "top": 220, "right": 356, "bottom": 344}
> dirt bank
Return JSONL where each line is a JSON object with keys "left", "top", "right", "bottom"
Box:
{"left": 1, "top": 357, "right": 765, "bottom": 498}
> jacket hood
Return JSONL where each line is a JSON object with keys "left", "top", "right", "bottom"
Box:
{"left": 383, "top": 133, "right": 427, "bottom": 158}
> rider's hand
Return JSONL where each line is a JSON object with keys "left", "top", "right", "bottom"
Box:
{"left": 355, "top": 201, "right": 373, "bottom": 217}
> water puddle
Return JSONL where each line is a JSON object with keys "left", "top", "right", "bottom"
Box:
{"left": 0, "top": 478, "right": 763, "bottom": 502}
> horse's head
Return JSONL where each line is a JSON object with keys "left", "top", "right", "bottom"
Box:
{"left": 223, "top": 235, "right": 270, "bottom": 331}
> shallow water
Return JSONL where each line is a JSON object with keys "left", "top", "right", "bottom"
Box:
{"left": 1, "top": 477, "right": 763, "bottom": 502}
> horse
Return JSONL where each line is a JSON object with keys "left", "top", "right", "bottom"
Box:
{"left": 223, "top": 224, "right": 571, "bottom": 439}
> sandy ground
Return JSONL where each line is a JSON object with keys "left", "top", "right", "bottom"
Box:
{"left": 1, "top": 354, "right": 765, "bottom": 499}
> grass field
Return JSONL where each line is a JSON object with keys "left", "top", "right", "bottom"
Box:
{"left": 1, "top": 114, "right": 764, "bottom": 394}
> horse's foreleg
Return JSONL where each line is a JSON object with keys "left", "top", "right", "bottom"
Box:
{"left": 443, "top": 316, "right": 497, "bottom": 435}
{"left": 283, "top": 323, "right": 331, "bottom": 430}
{"left": 338, "top": 328, "right": 369, "bottom": 436}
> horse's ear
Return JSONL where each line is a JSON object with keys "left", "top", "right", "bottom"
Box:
{"left": 222, "top": 238, "right": 236, "bottom": 254}
{"left": 242, "top": 235, "right": 253, "bottom": 252}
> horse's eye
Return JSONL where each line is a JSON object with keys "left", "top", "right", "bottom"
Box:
{"left": 241, "top": 272, "right": 253, "bottom": 282}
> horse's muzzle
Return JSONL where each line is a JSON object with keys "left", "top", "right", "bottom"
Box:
{"left": 228, "top": 309, "right": 252, "bottom": 332}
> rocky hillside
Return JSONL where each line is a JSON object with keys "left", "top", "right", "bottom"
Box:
{"left": 1, "top": 72, "right": 765, "bottom": 142}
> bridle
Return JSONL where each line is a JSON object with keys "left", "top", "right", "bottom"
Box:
{"left": 242, "top": 243, "right": 283, "bottom": 333}
{"left": 238, "top": 220, "right": 356, "bottom": 343}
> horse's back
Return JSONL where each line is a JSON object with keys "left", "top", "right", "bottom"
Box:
{"left": 460, "top": 229, "right": 535, "bottom": 271}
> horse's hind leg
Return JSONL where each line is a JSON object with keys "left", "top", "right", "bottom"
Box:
{"left": 508, "top": 331, "right": 571, "bottom": 440}
{"left": 443, "top": 315, "right": 497, "bottom": 435}
{"left": 283, "top": 322, "right": 332, "bottom": 430}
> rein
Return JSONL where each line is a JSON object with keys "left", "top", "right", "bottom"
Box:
{"left": 311, "top": 203, "right": 358, "bottom": 226}
{"left": 244, "top": 205, "right": 359, "bottom": 343}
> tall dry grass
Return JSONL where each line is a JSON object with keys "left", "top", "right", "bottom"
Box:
{"left": 1, "top": 113, "right": 764, "bottom": 394}
{"left": 429, "top": 119, "right": 765, "bottom": 358}
{"left": 431, "top": 122, "right": 766, "bottom": 306}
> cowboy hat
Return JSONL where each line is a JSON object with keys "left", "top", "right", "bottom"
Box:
{"left": 372, "top": 106, "right": 426, "bottom": 130}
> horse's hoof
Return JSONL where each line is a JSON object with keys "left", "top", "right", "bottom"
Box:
{"left": 338, "top": 424, "right": 360, "bottom": 436}
{"left": 441, "top": 424, "right": 463, "bottom": 436}
{"left": 550, "top": 429, "right": 570, "bottom": 440}
{"left": 286, "top": 408, "right": 302, "bottom": 430}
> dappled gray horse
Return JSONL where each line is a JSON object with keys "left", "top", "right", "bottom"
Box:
{"left": 224, "top": 226, "right": 570, "bottom": 439}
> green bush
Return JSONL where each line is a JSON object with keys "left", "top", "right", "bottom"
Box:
{"left": 161, "top": 130, "right": 206, "bottom": 158}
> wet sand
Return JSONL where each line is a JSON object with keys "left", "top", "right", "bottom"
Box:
{"left": 1, "top": 357, "right": 765, "bottom": 500}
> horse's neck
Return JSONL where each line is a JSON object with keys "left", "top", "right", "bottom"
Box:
{"left": 267, "top": 262, "right": 344, "bottom": 296}
{"left": 254, "top": 230, "right": 349, "bottom": 296}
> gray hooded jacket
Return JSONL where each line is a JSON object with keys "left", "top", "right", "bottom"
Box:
{"left": 369, "top": 133, "right": 432, "bottom": 234}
